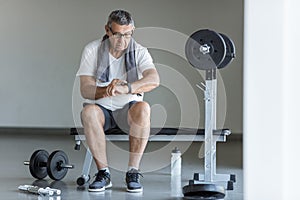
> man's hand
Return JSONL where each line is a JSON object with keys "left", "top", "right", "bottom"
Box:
{"left": 106, "top": 79, "right": 129, "bottom": 96}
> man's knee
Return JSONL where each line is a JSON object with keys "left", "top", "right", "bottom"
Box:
{"left": 129, "top": 101, "right": 151, "bottom": 125}
{"left": 81, "top": 104, "right": 105, "bottom": 126}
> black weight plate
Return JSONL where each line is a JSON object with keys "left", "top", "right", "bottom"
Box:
{"left": 183, "top": 183, "right": 226, "bottom": 199}
{"left": 47, "top": 150, "right": 69, "bottom": 181}
{"left": 185, "top": 29, "right": 226, "bottom": 70}
{"left": 218, "top": 33, "right": 235, "bottom": 69}
{"left": 29, "top": 150, "right": 49, "bottom": 180}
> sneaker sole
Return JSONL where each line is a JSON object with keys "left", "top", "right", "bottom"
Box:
{"left": 126, "top": 187, "right": 143, "bottom": 193}
{"left": 88, "top": 182, "right": 112, "bottom": 192}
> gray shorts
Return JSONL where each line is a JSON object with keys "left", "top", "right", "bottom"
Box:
{"left": 83, "top": 101, "right": 137, "bottom": 134}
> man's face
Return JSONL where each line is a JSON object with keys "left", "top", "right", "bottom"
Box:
{"left": 106, "top": 22, "right": 134, "bottom": 52}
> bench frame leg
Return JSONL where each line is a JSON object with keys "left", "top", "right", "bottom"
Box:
{"left": 76, "top": 148, "right": 93, "bottom": 186}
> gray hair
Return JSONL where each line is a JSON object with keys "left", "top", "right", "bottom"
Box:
{"left": 107, "top": 10, "right": 134, "bottom": 28}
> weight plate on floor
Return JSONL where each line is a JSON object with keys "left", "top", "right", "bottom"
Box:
{"left": 185, "top": 29, "right": 226, "bottom": 70}
{"left": 183, "top": 183, "right": 226, "bottom": 199}
{"left": 47, "top": 150, "right": 69, "bottom": 181}
{"left": 218, "top": 33, "right": 235, "bottom": 69}
{"left": 29, "top": 150, "right": 49, "bottom": 180}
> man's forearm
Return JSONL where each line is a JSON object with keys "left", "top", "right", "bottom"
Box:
{"left": 80, "top": 85, "right": 108, "bottom": 100}
{"left": 131, "top": 71, "right": 160, "bottom": 94}
{"left": 131, "top": 80, "right": 158, "bottom": 94}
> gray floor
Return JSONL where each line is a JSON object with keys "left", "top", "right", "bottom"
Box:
{"left": 0, "top": 130, "right": 243, "bottom": 200}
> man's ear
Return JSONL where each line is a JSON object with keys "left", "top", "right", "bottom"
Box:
{"left": 105, "top": 25, "right": 109, "bottom": 34}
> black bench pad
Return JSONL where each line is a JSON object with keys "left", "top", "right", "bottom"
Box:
{"left": 70, "top": 127, "right": 230, "bottom": 136}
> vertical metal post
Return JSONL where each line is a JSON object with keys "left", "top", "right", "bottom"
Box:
{"left": 204, "top": 69, "right": 217, "bottom": 182}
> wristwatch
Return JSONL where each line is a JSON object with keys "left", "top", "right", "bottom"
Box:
{"left": 121, "top": 82, "right": 141, "bottom": 96}
{"left": 119, "top": 82, "right": 131, "bottom": 93}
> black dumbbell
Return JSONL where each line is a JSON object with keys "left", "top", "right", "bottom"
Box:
{"left": 24, "top": 150, "right": 74, "bottom": 181}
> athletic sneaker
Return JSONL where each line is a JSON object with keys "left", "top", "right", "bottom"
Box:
{"left": 125, "top": 169, "right": 143, "bottom": 193}
{"left": 88, "top": 170, "right": 112, "bottom": 192}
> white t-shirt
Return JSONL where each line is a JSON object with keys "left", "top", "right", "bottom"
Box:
{"left": 76, "top": 39, "right": 155, "bottom": 111}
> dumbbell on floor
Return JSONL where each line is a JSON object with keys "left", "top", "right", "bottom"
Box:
{"left": 24, "top": 149, "right": 74, "bottom": 181}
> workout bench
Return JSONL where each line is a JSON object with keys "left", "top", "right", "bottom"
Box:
{"left": 70, "top": 127, "right": 231, "bottom": 186}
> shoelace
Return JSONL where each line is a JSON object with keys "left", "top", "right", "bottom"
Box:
{"left": 127, "top": 171, "right": 143, "bottom": 182}
{"left": 94, "top": 170, "right": 110, "bottom": 182}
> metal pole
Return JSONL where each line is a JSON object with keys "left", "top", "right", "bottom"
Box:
{"left": 204, "top": 69, "right": 217, "bottom": 182}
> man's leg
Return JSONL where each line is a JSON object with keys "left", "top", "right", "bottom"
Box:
{"left": 81, "top": 104, "right": 108, "bottom": 169}
{"left": 81, "top": 104, "right": 112, "bottom": 192}
{"left": 125, "top": 101, "right": 151, "bottom": 193}
{"left": 127, "top": 101, "right": 151, "bottom": 168}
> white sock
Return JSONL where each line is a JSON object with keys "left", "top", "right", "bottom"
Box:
{"left": 127, "top": 166, "right": 139, "bottom": 172}
{"left": 99, "top": 167, "right": 110, "bottom": 174}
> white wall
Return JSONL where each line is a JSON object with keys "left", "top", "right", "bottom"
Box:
{"left": 244, "top": 0, "right": 300, "bottom": 199}
{"left": 0, "top": 0, "right": 243, "bottom": 131}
